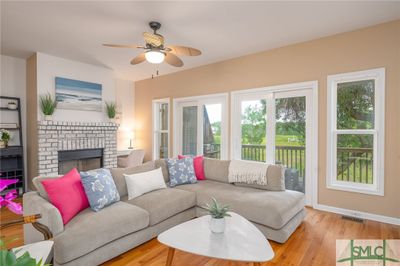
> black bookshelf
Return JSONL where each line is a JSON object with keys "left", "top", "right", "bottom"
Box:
{"left": 0, "top": 96, "right": 24, "bottom": 194}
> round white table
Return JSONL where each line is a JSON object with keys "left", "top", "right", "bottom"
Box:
{"left": 157, "top": 212, "right": 274, "bottom": 265}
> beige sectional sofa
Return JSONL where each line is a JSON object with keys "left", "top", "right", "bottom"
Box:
{"left": 24, "top": 158, "right": 306, "bottom": 266}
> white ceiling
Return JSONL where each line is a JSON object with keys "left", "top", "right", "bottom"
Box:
{"left": 1, "top": 1, "right": 399, "bottom": 81}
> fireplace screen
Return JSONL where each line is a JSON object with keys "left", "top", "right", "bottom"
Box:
{"left": 58, "top": 149, "right": 103, "bottom": 174}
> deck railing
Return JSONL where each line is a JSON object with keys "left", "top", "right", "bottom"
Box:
{"left": 337, "top": 147, "right": 373, "bottom": 184}
{"left": 205, "top": 143, "right": 373, "bottom": 183}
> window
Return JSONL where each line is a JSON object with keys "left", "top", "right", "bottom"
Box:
{"left": 231, "top": 81, "right": 318, "bottom": 205}
{"left": 174, "top": 94, "right": 228, "bottom": 159}
{"left": 153, "top": 98, "right": 170, "bottom": 160}
{"left": 327, "top": 68, "right": 385, "bottom": 195}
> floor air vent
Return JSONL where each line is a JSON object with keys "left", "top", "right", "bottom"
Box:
{"left": 342, "top": 215, "right": 364, "bottom": 223}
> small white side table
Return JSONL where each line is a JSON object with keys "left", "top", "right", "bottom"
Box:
{"left": 12, "top": 240, "right": 54, "bottom": 264}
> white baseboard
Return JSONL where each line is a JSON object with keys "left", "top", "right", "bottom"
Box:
{"left": 313, "top": 203, "right": 400, "bottom": 226}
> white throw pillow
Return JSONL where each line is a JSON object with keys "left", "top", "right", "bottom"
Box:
{"left": 124, "top": 167, "right": 167, "bottom": 200}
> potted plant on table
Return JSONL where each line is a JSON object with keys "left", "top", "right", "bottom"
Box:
{"left": 0, "top": 129, "right": 11, "bottom": 148}
{"left": 105, "top": 102, "right": 116, "bottom": 122}
{"left": 39, "top": 93, "right": 57, "bottom": 121}
{"left": 204, "top": 197, "right": 231, "bottom": 233}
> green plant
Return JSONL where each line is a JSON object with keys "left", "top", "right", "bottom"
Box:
{"left": 203, "top": 198, "right": 231, "bottom": 219}
{"left": 105, "top": 102, "right": 116, "bottom": 119}
{"left": 0, "top": 129, "right": 10, "bottom": 142}
{"left": 39, "top": 93, "right": 57, "bottom": 115}
{"left": 0, "top": 239, "right": 49, "bottom": 266}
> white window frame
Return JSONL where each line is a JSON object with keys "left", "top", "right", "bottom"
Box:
{"left": 173, "top": 93, "right": 229, "bottom": 159}
{"left": 326, "top": 68, "right": 385, "bottom": 196}
{"left": 152, "top": 98, "right": 170, "bottom": 160}
{"left": 231, "top": 81, "right": 318, "bottom": 206}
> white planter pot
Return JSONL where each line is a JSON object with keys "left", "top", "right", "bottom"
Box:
{"left": 8, "top": 103, "right": 17, "bottom": 110}
{"left": 109, "top": 118, "right": 116, "bottom": 123}
{"left": 209, "top": 217, "right": 225, "bottom": 233}
{"left": 44, "top": 115, "right": 53, "bottom": 121}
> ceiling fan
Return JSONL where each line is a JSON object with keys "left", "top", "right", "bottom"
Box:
{"left": 103, "top": 21, "right": 201, "bottom": 67}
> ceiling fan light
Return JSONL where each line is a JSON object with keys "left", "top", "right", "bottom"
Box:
{"left": 145, "top": 50, "right": 165, "bottom": 64}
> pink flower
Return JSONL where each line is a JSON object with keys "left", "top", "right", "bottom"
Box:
{"left": 0, "top": 178, "right": 23, "bottom": 215}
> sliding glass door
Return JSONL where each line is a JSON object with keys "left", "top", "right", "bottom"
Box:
{"left": 232, "top": 84, "right": 316, "bottom": 204}
{"left": 274, "top": 90, "right": 311, "bottom": 195}
{"left": 174, "top": 94, "right": 228, "bottom": 159}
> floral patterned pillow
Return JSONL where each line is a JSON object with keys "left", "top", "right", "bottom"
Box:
{"left": 80, "top": 168, "right": 120, "bottom": 212}
{"left": 166, "top": 157, "right": 197, "bottom": 187}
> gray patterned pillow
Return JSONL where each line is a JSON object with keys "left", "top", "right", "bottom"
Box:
{"left": 80, "top": 168, "right": 120, "bottom": 212}
{"left": 166, "top": 157, "right": 197, "bottom": 187}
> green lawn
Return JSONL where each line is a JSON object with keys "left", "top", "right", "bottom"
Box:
{"left": 275, "top": 135, "right": 303, "bottom": 147}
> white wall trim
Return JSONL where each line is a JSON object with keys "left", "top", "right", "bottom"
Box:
{"left": 311, "top": 82, "right": 319, "bottom": 208}
{"left": 313, "top": 204, "right": 400, "bottom": 226}
{"left": 152, "top": 98, "right": 170, "bottom": 160}
{"left": 231, "top": 80, "right": 319, "bottom": 96}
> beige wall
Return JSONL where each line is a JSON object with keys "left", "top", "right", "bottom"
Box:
{"left": 135, "top": 20, "right": 400, "bottom": 218}
{"left": 115, "top": 79, "right": 135, "bottom": 150}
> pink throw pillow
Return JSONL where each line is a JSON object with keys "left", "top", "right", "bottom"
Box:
{"left": 178, "top": 155, "right": 206, "bottom": 180}
{"left": 41, "top": 168, "right": 89, "bottom": 224}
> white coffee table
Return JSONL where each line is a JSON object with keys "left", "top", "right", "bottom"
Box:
{"left": 157, "top": 212, "right": 274, "bottom": 265}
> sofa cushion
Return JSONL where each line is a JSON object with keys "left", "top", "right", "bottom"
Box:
{"left": 32, "top": 175, "right": 62, "bottom": 200}
{"left": 178, "top": 155, "right": 206, "bottom": 180}
{"left": 124, "top": 188, "right": 196, "bottom": 226}
{"left": 41, "top": 168, "right": 89, "bottom": 225}
{"left": 110, "top": 161, "right": 155, "bottom": 197}
{"left": 54, "top": 201, "right": 149, "bottom": 264}
{"left": 80, "top": 168, "right": 120, "bottom": 211}
{"left": 166, "top": 157, "right": 197, "bottom": 187}
{"left": 203, "top": 158, "right": 230, "bottom": 183}
{"left": 155, "top": 159, "right": 169, "bottom": 183}
{"left": 124, "top": 167, "right": 167, "bottom": 200}
{"left": 176, "top": 180, "right": 305, "bottom": 230}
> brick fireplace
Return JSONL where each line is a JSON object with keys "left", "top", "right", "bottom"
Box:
{"left": 37, "top": 121, "right": 118, "bottom": 176}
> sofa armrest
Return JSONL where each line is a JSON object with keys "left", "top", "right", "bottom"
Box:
{"left": 23, "top": 191, "right": 64, "bottom": 244}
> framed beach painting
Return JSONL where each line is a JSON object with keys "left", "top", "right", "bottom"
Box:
{"left": 55, "top": 77, "right": 102, "bottom": 111}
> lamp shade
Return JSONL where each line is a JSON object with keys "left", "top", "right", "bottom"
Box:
{"left": 145, "top": 50, "right": 165, "bottom": 64}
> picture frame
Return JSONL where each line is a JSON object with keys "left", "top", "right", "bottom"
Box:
{"left": 55, "top": 77, "right": 103, "bottom": 112}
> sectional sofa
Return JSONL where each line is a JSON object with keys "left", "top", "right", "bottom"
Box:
{"left": 23, "top": 158, "right": 306, "bottom": 266}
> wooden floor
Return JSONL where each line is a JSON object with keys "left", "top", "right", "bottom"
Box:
{"left": 1, "top": 204, "right": 399, "bottom": 266}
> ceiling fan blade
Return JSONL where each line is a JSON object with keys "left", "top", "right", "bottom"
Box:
{"left": 103, "top": 44, "right": 144, "bottom": 49}
{"left": 143, "top": 32, "right": 164, "bottom": 47}
{"left": 165, "top": 52, "right": 183, "bottom": 67}
{"left": 130, "top": 53, "right": 146, "bottom": 65}
{"left": 166, "top": 45, "right": 201, "bottom": 56}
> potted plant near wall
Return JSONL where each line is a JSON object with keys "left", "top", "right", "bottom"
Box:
{"left": 39, "top": 93, "right": 57, "bottom": 121}
{"left": 105, "top": 102, "right": 116, "bottom": 122}
{"left": 0, "top": 129, "right": 11, "bottom": 149}
{"left": 204, "top": 197, "right": 231, "bottom": 233}
{"left": 7, "top": 101, "right": 17, "bottom": 110}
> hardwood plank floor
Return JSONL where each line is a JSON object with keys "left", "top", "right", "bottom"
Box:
{"left": 1, "top": 204, "right": 399, "bottom": 266}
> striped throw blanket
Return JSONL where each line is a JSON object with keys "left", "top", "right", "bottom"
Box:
{"left": 228, "top": 160, "right": 269, "bottom": 185}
